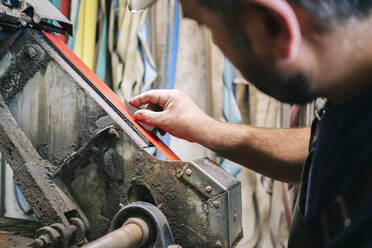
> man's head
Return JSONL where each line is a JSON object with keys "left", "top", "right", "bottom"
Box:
{"left": 180, "top": 0, "right": 372, "bottom": 104}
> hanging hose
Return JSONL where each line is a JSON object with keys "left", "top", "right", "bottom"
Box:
{"left": 282, "top": 182, "right": 292, "bottom": 230}
{"left": 282, "top": 104, "right": 303, "bottom": 230}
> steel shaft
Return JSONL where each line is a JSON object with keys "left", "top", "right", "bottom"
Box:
{"left": 82, "top": 223, "right": 144, "bottom": 248}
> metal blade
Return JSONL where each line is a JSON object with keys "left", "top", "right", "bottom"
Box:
{"left": 124, "top": 100, "right": 157, "bottom": 133}
{"left": 26, "top": 0, "right": 73, "bottom": 35}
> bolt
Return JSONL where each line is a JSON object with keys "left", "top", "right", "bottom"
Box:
{"left": 234, "top": 213, "right": 237, "bottom": 222}
{"left": 27, "top": 47, "right": 38, "bottom": 59}
{"left": 205, "top": 186, "right": 212, "bottom": 193}
{"left": 213, "top": 201, "right": 219, "bottom": 208}
{"left": 20, "top": 18, "right": 27, "bottom": 26}
{"left": 33, "top": 13, "right": 42, "bottom": 24}
{"left": 108, "top": 128, "right": 119, "bottom": 137}
{"left": 186, "top": 169, "right": 192, "bottom": 176}
{"left": 92, "top": 146, "right": 100, "bottom": 152}
{"left": 39, "top": 235, "right": 51, "bottom": 247}
{"left": 215, "top": 241, "right": 223, "bottom": 247}
{"left": 31, "top": 238, "right": 44, "bottom": 248}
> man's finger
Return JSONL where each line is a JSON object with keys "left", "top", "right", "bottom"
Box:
{"left": 146, "top": 103, "right": 163, "bottom": 112}
{"left": 129, "top": 90, "right": 169, "bottom": 107}
{"left": 133, "top": 109, "right": 163, "bottom": 127}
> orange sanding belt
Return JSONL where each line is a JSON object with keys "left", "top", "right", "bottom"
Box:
{"left": 45, "top": 32, "right": 180, "bottom": 161}
{"left": 59, "top": 0, "right": 71, "bottom": 43}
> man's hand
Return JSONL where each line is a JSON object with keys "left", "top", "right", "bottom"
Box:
{"left": 130, "top": 89, "right": 310, "bottom": 183}
{"left": 129, "top": 89, "right": 215, "bottom": 143}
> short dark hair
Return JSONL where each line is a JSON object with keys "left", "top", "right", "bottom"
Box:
{"left": 290, "top": 0, "right": 372, "bottom": 20}
{"left": 199, "top": 0, "right": 372, "bottom": 21}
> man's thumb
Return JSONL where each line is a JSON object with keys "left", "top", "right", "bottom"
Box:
{"left": 133, "top": 109, "right": 162, "bottom": 126}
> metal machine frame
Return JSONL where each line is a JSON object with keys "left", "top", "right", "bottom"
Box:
{"left": 0, "top": 2, "right": 243, "bottom": 247}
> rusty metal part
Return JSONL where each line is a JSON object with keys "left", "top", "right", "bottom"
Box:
{"left": 53, "top": 125, "right": 123, "bottom": 183}
{"left": 44, "top": 31, "right": 180, "bottom": 160}
{"left": 82, "top": 222, "right": 144, "bottom": 248}
{"left": 0, "top": 28, "right": 243, "bottom": 247}
{"left": 0, "top": 0, "right": 73, "bottom": 35}
{"left": 31, "top": 217, "right": 87, "bottom": 248}
{"left": 0, "top": 92, "right": 89, "bottom": 231}
{"left": 25, "top": 0, "right": 72, "bottom": 34}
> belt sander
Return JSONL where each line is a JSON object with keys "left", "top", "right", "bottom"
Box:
{"left": 0, "top": 1, "right": 243, "bottom": 247}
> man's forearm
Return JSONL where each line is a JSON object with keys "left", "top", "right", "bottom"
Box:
{"left": 129, "top": 89, "right": 310, "bottom": 183}
{"left": 199, "top": 120, "right": 310, "bottom": 183}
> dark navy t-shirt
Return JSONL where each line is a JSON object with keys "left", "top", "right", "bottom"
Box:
{"left": 304, "top": 86, "right": 372, "bottom": 247}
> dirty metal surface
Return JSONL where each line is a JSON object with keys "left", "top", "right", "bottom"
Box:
{"left": 0, "top": 217, "right": 41, "bottom": 248}
{"left": 119, "top": 150, "right": 243, "bottom": 248}
{"left": 0, "top": 28, "right": 243, "bottom": 247}
{"left": 44, "top": 31, "right": 180, "bottom": 160}
{"left": 0, "top": 233, "right": 33, "bottom": 248}
{"left": 0, "top": 92, "right": 89, "bottom": 230}
{"left": 0, "top": 216, "right": 41, "bottom": 237}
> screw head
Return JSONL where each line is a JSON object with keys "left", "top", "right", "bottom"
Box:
{"left": 33, "top": 13, "right": 42, "bottom": 24}
{"left": 213, "top": 201, "right": 219, "bottom": 208}
{"left": 205, "top": 186, "right": 212, "bottom": 193}
{"left": 28, "top": 47, "right": 37, "bottom": 59}
{"left": 215, "top": 241, "right": 223, "bottom": 247}
{"left": 186, "top": 169, "right": 192, "bottom": 176}
{"left": 234, "top": 213, "right": 237, "bottom": 222}
{"left": 108, "top": 128, "right": 119, "bottom": 137}
{"left": 20, "top": 19, "right": 27, "bottom": 27}
{"left": 31, "top": 239, "right": 44, "bottom": 248}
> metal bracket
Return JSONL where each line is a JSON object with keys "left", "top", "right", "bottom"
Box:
{"left": 53, "top": 125, "right": 122, "bottom": 182}
{"left": 0, "top": 0, "right": 73, "bottom": 35}
{"left": 0, "top": 93, "right": 89, "bottom": 246}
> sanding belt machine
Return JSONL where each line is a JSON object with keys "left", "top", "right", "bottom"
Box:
{"left": 0, "top": 0, "right": 243, "bottom": 247}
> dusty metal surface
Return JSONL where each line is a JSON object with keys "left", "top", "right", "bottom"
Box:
{"left": 0, "top": 27, "right": 243, "bottom": 247}
{"left": 118, "top": 151, "right": 242, "bottom": 248}
{"left": 0, "top": 233, "right": 32, "bottom": 247}
{"left": 0, "top": 217, "right": 41, "bottom": 247}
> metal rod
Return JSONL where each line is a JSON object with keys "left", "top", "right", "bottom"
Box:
{"left": 82, "top": 223, "right": 144, "bottom": 248}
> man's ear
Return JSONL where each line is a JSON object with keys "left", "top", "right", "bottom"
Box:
{"left": 241, "top": 0, "right": 301, "bottom": 62}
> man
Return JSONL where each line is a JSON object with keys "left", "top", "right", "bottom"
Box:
{"left": 130, "top": 0, "right": 372, "bottom": 247}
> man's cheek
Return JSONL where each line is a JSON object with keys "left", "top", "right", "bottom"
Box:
{"left": 211, "top": 31, "right": 236, "bottom": 61}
